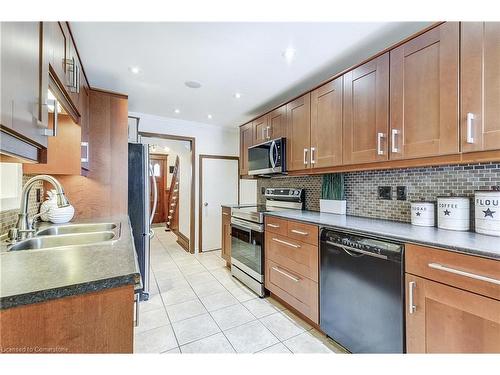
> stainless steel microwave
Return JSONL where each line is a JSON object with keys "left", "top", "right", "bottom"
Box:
{"left": 248, "top": 137, "right": 286, "bottom": 176}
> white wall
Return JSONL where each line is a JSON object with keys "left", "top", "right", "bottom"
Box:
{"left": 130, "top": 112, "right": 257, "bottom": 252}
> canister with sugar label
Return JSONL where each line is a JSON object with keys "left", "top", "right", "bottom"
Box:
{"left": 437, "top": 196, "right": 470, "bottom": 231}
{"left": 475, "top": 187, "right": 500, "bottom": 236}
{"left": 410, "top": 201, "right": 435, "bottom": 227}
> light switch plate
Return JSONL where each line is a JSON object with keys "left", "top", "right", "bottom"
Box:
{"left": 378, "top": 186, "right": 392, "bottom": 200}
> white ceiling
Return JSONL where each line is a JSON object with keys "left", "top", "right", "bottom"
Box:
{"left": 71, "top": 22, "right": 431, "bottom": 127}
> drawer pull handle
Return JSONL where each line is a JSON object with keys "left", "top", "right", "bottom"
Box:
{"left": 272, "top": 266, "right": 300, "bottom": 282}
{"left": 428, "top": 263, "right": 500, "bottom": 285}
{"left": 267, "top": 224, "right": 280, "bottom": 228}
{"left": 272, "top": 237, "right": 301, "bottom": 249}
{"left": 290, "top": 229, "right": 308, "bottom": 236}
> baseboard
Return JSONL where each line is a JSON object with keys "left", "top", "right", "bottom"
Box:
{"left": 176, "top": 231, "right": 189, "bottom": 252}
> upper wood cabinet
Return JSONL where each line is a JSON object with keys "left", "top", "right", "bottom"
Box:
{"left": 461, "top": 22, "right": 500, "bottom": 153}
{"left": 343, "top": 53, "right": 389, "bottom": 165}
{"left": 390, "top": 22, "right": 459, "bottom": 160}
{"left": 253, "top": 115, "right": 268, "bottom": 144}
{"left": 44, "top": 22, "right": 67, "bottom": 87}
{"left": 268, "top": 105, "right": 286, "bottom": 140}
{"left": 286, "top": 93, "right": 311, "bottom": 171}
{"left": 311, "top": 77, "right": 343, "bottom": 168}
{"left": 239, "top": 122, "right": 253, "bottom": 175}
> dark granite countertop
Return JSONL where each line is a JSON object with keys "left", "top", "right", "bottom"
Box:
{"left": 264, "top": 210, "right": 500, "bottom": 261}
{"left": 0, "top": 215, "right": 141, "bottom": 310}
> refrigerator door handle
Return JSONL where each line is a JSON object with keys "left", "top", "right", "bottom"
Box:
{"left": 149, "top": 164, "right": 158, "bottom": 227}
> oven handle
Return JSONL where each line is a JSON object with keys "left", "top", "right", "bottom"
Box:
{"left": 324, "top": 241, "right": 388, "bottom": 260}
{"left": 230, "top": 218, "right": 264, "bottom": 233}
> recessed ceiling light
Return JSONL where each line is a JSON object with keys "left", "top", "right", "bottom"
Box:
{"left": 129, "top": 66, "right": 141, "bottom": 74}
{"left": 234, "top": 92, "right": 241, "bottom": 99}
{"left": 282, "top": 47, "right": 296, "bottom": 63}
{"left": 174, "top": 109, "right": 180, "bottom": 114}
{"left": 207, "top": 114, "right": 212, "bottom": 119}
{"left": 185, "top": 80, "right": 202, "bottom": 89}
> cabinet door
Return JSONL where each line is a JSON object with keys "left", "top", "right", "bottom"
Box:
{"left": 0, "top": 22, "right": 47, "bottom": 148}
{"left": 80, "top": 80, "right": 90, "bottom": 172}
{"left": 390, "top": 22, "right": 459, "bottom": 160}
{"left": 239, "top": 122, "right": 253, "bottom": 176}
{"left": 343, "top": 53, "right": 389, "bottom": 164}
{"left": 311, "top": 77, "right": 343, "bottom": 168}
{"left": 221, "top": 207, "right": 231, "bottom": 263}
{"left": 405, "top": 274, "right": 500, "bottom": 353}
{"left": 268, "top": 105, "right": 286, "bottom": 139}
{"left": 461, "top": 22, "right": 500, "bottom": 153}
{"left": 44, "top": 22, "right": 67, "bottom": 86}
{"left": 286, "top": 93, "right": 311, "bottom": 171}
{"left": 253, "top": 115, "right": 268, "bottom": 144}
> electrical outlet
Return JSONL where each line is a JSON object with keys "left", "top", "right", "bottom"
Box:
{"left": 396, "top": 186, "right": 407, "bottom": 201}
{"left": 261, "top": 187, "right": 266, "bottom": 195}
{"left": 378, "top": 186, "right": 392, "bottom": 200}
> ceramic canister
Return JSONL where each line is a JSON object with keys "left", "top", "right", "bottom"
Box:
{"left": 410, "top": 201, "right": 435, "bottom": 227}
{"left": 437, "top": 196, "right": 470, "bottom": 231}
{"left": 474, "top": 189, "right": 500, "bottom": 236}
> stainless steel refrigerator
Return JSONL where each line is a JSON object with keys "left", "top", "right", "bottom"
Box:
{"left": 128, "top": 143, "right": 157, "bottom": 301}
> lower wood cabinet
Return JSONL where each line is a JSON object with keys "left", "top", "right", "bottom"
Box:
{"left": 0, "top": 285, "right": 135, "bottom": 353}
{"left": 405, "top": 244, "right": 500, "bottom": 353}
{"left": 221, "top": 206, "right": 231, "bottom": 265}
{"left": 264, "top": 217, "right": 319, "bottom": 323}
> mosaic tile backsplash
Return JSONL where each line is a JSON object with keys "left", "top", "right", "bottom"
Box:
{"left": 0, "top": 175, "right": 43, "bottom": 235}
{"left": 257, "top": 162, "right": 500, "bottom": 224}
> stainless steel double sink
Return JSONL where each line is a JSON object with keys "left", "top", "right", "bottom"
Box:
{"left": 8, "top": 222, "right": 120, "bottom": 251}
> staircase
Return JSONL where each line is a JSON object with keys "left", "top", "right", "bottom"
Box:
{"left": 165, "top": 156, "right": 180, "bottom": 232}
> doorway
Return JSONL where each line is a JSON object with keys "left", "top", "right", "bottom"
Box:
{"left": 199, "top": 155, "right": 239, "bottom": 252}
{"left": 150, "top": 154, "right": 168, "bottom": 224}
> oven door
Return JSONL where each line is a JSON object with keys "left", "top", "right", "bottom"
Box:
{"left": 230, "top": 218, "right": 264, "bottom": 281}
{"left": 248, "top": 138, "right": 285, "bottom": 175}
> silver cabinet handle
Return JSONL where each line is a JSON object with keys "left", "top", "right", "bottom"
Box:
{"left": 266, "top": 126, "right": 270, "bottom": 139}
{"left": 222, "top": 212, "right": 229, "bottom": 216}
{"left": 310, "top": 147, "right": 316, "bottom": 165}
{"left": 272, "top": 237, "right": 301, "bottom": 249}
{"left": 377, "top": 133, "right": 385, "bottom": 155}
{"left": 272, "top": 266, "right": 300, "bottom": 282}
{"left": 262, "top": 127, "right": 265, "bottom": 140}
{"left": 290, "top": 229, "right": 308, "bottom": 236}
{"left": 303, "top": 148, "right": 308, "bottom": 165}
{"left": 134, "top": 293, "right": 140, "bottom": 327}
{"left": 43, "top": 99, "right": 58, "bottom": 137}
{"left": 428, "top": 263, "right": 500, "bottom": 285}
{"left": 408, "top": 281, "right": 416, "bottom": 314}
{"left": 391, "top": 129, "right": 400, "bottom": 153}
{"left": 81, "top": 141, "right": 89, "bottom": 163}
{"left": 267, "top": 223, "right": 280, "bottom": 228}
{"left": 466, "top": 112, "right": 475, "bottom": 144}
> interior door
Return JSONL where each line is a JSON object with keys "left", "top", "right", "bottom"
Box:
{"left": 311, "top": 77, "right": 343, "bottom": 168}
{"left": 150, "top": 155, "right": 167, "bottom": 224}
{"left": 343, "top": 53, "right": 389, "bottom": 165}
{"left": 287, "top": 93, "right": 311, "bottom": 171}
{"left": 202, "top": 158, "right": 239, "bottom": 251}
{"left": 461, "top": 22, "right": 500, "bottom": 153}
{"left": 390, "top": 22, "right": 459, "bottom": 160}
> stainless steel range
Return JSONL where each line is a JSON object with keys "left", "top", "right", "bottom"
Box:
{"left": 230, "top": 188, "right": 304, "bottom": 297}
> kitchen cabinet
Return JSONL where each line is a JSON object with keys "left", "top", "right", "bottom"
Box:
{"left": 405, "top": 244, "right": 500, "bottom": 353}
{"left": 264, "top": 216, "right": 319, "bottom": 324}
{"left": 80, "top": 78, "right": 90, "bottom": 172}
{"left": 286, "top": 93, "right": 311, "bottom": 171}
{"left": 0, "top": 22, "right": 48, "bottom": 148}
{"left": 221, "top": 206, "right": 231, "bottom": 265}
{"left": 343, "top": 53, "right": 389, "bottom": 165}
{"left": 390, "top": 22, "right": 459, "bottom": 160}
{"left": 0, "top": 285, "right": 134, "bottom": 353}
{"left": 253, "top": 115, "right": 268, "bottom": 144}
{"left": 44, "top": 22, "right": 67, "bottom": 88}
{"left": 239, "top": 122, "right": 253, "bottom": 176}
{"left": 310, "top": 77, "right": 343, "bottom": 168}
{"left": 268, "top": 105, "right": 286, "bottom": 139}
{"left": 461, "top": 22, "right": 500, "bottom": 153}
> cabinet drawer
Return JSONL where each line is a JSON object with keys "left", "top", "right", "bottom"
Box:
{"left": 265, "top": 233, "right": 318, "bottom": 282}
{"left": 265, "top": 259, "right": 318, "bottom": 323}
{"left": 265, "top": 216, "right": 288, "bottom": 236}
{"left": 286, "top": 220, "right": 318, "bottom": 246}
{"left": 406, "top": 244, "right": 500, "bottom": 300}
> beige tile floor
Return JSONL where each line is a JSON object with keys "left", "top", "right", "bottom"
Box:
{"left": 133, "top": 228, "right": 344, "bottom": 354}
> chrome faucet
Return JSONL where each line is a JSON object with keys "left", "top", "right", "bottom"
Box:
{"left": 8, "top": 175, "right": 70, "bottom": 242}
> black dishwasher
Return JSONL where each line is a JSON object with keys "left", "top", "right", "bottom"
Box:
{"left": 320, "top": 228, "right": 405, "bottom": 353}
